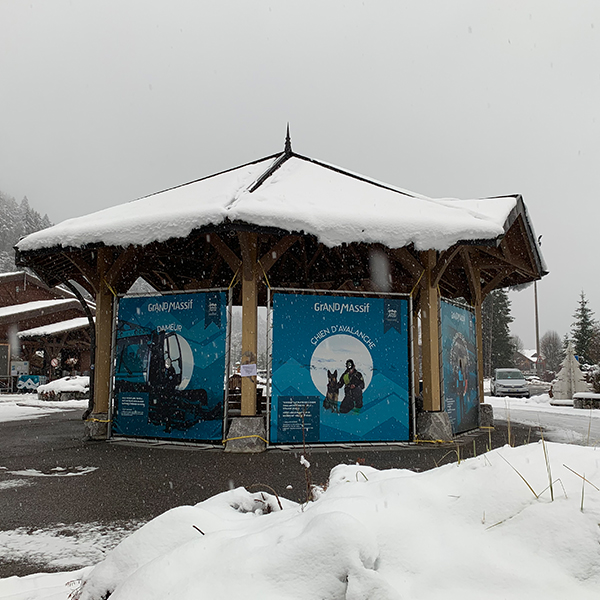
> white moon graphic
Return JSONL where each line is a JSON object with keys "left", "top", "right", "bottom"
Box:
{"left": 310, "top": 334, "right": 373, "bottom": 395}
{"left": 177, "top": 335, "right": 194, "bottom": 390}
{"left": 166, "top": 333, "right": 194, "bottom": 390}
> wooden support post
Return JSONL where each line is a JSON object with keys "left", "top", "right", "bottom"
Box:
{"left": 88, "top": 248, "right": 113, "bottom": 438}
{"left": 420, "top": 251, "right": 442, "bottom": 412}
{"left": 412, "top": 305, "right": 420, "bottom": 402}
{"left": 475, "top": 301, "right": 484, "bottom": 404}
{"left": 239, "top": 233, "right": 258, "bottom": 416}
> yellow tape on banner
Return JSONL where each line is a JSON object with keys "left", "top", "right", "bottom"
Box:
{"left": 228, "top": 269, "right": 240, "bottom": 289}
{"left": 222, "top": 435, "right": 269, "bottom": 445}
{"left": 410, "top": 271, "right": 425, "bottom": 297}
{"left": 258, "top": 260, "right": 272, "bottom": 289}
{"left": 103, "top": 278, "right": 118, "bottom": 297}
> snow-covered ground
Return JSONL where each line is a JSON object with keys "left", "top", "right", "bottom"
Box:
{"left": 0, "top": 392, "right": 88, "bottom": 422}
{"left": 1, "top": 394, "right": 599, "bottom": 599}
{"left": 487, "top": 393, "right": 600, "bottom": 447}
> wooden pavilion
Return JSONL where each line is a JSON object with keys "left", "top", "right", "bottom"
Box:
{"left": 15, "top": 134, "right": 546, "bottom": 446}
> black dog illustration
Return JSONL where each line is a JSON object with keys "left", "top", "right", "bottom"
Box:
{"left": 322, "top": 369, "right": 339, "bottom": 412}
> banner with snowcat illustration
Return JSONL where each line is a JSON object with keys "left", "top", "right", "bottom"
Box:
{"left": 112, "top": 291, "right": 227, "bottom": 441}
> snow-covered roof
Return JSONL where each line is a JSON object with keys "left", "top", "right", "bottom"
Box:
{"left": 18, "top": 316, "right": 93, "bottom": 338}
{"left": 0, "top": 271, "right": 25, "bottom": 279}
{"left": 16, "top": 152, "right": 520, "bottom": 253}
{"left": 0, "top": 298, "right": 80, "bottom": 320}
{"left": 519, "top": 349, "right": 539, "bottom": 362}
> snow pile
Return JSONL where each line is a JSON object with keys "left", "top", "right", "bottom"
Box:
{"left": 488, "top": 392, "right": 556, "bottom": 408}
{"left": 16, "top": 154, "right": 517, "bottom": 253}
{"left": 46, "top": 442, "right": 599, "bottom": 600}
{"left": 37, "top": 376, "right": 89, "bottom": 400}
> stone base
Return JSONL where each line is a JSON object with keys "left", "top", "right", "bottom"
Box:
{"left": 416, "top": 411, "right": 453, "bottom": 441}
{"left": 83, "top": 413, "right": 109, "bottom": 440}
{"left": 225, "top": 416, "right": 267, "bottom": 453}
{"left": 573, "top": 393, "right": 600, "bottom": 409}
{"left": 479, "top": 403, "right": 494, "bottom": 428}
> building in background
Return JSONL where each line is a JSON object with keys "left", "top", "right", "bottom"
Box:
{"left": 0, "top": 271, "right": 94, "bottom": 391}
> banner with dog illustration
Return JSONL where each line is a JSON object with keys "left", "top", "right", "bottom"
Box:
{"left": 270, "top": 293, "right": 411, "bottom": 443}
{"left": 440, "top": 300, "right": 479, "bottom": 433}
{"left": 112, "top": 291, "right": 227, "bottom": 441}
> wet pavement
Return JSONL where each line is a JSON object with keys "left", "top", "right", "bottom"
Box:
{"left": 0, "top": 406, "right": 540, "bottom": 578}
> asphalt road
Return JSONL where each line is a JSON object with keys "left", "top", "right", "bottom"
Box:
{"left": 0, "top": 407, "right": 537, "bottom": 578}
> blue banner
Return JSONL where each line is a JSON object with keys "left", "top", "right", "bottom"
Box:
{"left": 271, "top": 294, "right": 411, "bottom": 443}
{"left": 112, "top": 292, "right": 227, "bottom": 441}
{"left": 441, "top": 300, "right": 479, "bottom": 433}
{"left": 17, "top": 375, "right": 47, "bottom": 391}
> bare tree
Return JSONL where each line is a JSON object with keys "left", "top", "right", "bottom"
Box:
{"left": 511, "top": 335, "right": 524, "bottom": 352}
{"left": 540, "top": 330, "right": 564, "bottom": 375}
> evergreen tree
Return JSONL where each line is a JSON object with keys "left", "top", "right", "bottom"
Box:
{"left": 0, "top": 189, "right": 51, "bottom": 272}
{"left": 570, "top": 291, "right": 598, "bottom": 365}
{"left": 482, "top": 288, "right": 516, "bottom": 376}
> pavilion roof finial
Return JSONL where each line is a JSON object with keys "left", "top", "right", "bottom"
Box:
{"left": 284, "top": 123, "right": 292, "bottom": 154}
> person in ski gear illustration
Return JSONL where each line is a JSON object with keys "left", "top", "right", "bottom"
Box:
{"left": 338, "top": 359, "right": 365, "bottom": 413}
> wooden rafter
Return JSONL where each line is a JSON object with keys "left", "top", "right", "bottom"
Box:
{"left": 431, "top": 244, "right": 461, "bottom": 288}
{"left": 477, "top": 245, "right": 537, "bottom": 279}
{"left": 211, "top": 234, "right": 242, "bottom": 273}
{"left": 388, "top": 247, "right": 423, "bottom": 280}
{"left": 307, "top": 245, "right": 324, "bottom": 271}
{"left": 461, "top": 247, "right": 481, "bottom": 305}
{"left": 259, "top": 235, "right": 300, "bottom": 273}
{"left": 63, "top": 252, "right": 99, "bottom": 292}
{"left": 481, "top": 268, "right": 512, "bottom": 299}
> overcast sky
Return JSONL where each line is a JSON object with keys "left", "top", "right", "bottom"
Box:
{"left": 1, "top": 0, "right": 599, "bottom": 348}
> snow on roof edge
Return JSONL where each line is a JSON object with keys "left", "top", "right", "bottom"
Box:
{"left": 15, "top": 149, "right": 523, "bottom": 255}
{"left": 18, "top": 316, "right": 93, "bottom": 338}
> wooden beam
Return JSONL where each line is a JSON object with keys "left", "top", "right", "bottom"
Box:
{"left": 388, "top": 247, "right": 424, "bottom": 280}
{"left": 431, "top": 244, "right": 461, "bottom": 288}
{"left": 481, "top": 268, "right": 511, "bottom": 300}
{"left": 412, "top": 304, "right": 420, "bottom": 404}
{"left": 238, "top": 232, "right": 258, "bottom": 416}
{"left": 512, "top": 216, "right": 539, "bottom": 276}
{"left": 420, "top": 250, "right": 442, "bottom": 412}
{"left": 307, "top": 245, "right": 324, "bottom": 271}
{"left": 91, "top": 247, "right": 114, "bottom": 432}
{"left": 63, "top": 252, "right": 99, "bottom": 293}
{"left": 211, "top": 234, "right": 242, "bottom": 273}
{"left": 475, "top": 301, "right": 484, "bottom": 404}
{"left": 461, "top": 248, "right": 480, "bottom": 306}
{"left": 104, "top": 245, "right": 142, "bottom": 292}
{"left": 259, "top": 235, "right": 300, "bottom": 273}
{"left": 184, "top": 279, "right": 213, "bottom": 290}
{"left": 479, "top": 244, "right": 537, "bottom": 278}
